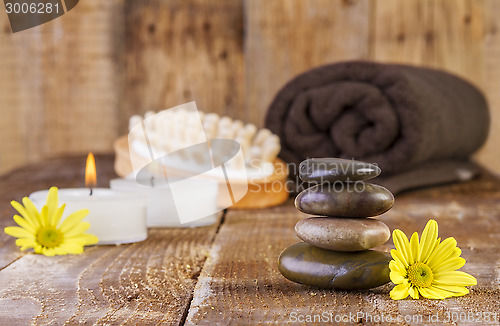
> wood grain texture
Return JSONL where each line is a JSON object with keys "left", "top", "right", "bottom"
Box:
{"left": 123, "top": 0, "right": 244, "bottom": 133}
{"left": 186, "top": 176, "right": 500, "bottom": 325}
{"left": 0, "top": 0, "right": 122, "bottom": 175}
{"left": 475, "top": 0, "right": 500, "bottom": 178}
{"left": 1, "top": 156, "right": 500, "bottom": 324}
{"left": 371, "top": 0, "right": 433, "bottom": 64}
{"left": 244, "top": 0, "right": 371, "bottom": 127}
{"left": 0, "top": 227, "right": 221, "bottom": 325}
{"left": 372, "top": 0, "right": 484, "bottom": 81}
{"left": 2, "top": 0, "right": 500, "bottom": 177}
{"left": 0, "top": 154, "right": 222, "bottom": 324}
{"left": 371, "top": 0, "right": 499, "bottom": 175}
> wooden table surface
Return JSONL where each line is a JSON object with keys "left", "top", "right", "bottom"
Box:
{"left": 0, "top": 154, "right": 499, "bottom": 325}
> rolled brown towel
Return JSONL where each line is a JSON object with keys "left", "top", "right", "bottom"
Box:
{"left": 265, "top": 61, "right": 489, "bottom": 194}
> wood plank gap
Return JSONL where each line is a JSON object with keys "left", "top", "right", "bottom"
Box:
{"left": 0, "top": 255, "right": 23, "bottom": 273}
{"left": 214, "top": 209, "right": 227, "bottom": 236}
{"left": 367, "top": 0, "right": 377, "bottom": 60}
{"left": 179, "top": 208, "right": 228, "bottom": 326}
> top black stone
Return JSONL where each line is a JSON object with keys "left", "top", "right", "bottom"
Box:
{"left": 299, "top": 158, "right": 381, "bottom": 183}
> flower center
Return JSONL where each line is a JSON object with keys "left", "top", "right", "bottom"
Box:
{"left": 36, "top": 227, "right": 63, "bottom": 248}
{"left": 407, "top": 262, "right": 433, "bottom": 287}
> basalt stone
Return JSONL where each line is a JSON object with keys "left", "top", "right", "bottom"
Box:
{"left": 299, "top": 158, "right": 381, "bottom": 183}
{"left": 295, "top": 183, "right": 394, "bottom": 218}
{"left": 295, "top": 217, "right": 390, "bottom": 251}
{"left": 278, "top": 242, "right": 391, "bottom": 289}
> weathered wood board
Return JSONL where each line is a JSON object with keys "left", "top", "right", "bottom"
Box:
{"left": 186, "top": 178, "right": 500, "bottom": 325}
{"left": 3, "top": 0, "right": 500, "bottom": 176}
{"left": 0, "top": 227, "right": 221, "bottom": 325}
{"left": 0, "top": 1, "right": 122, "bottom": 174}
{"left": 1, "top": 155, "right": 500, "bottom": 324}
{"left": 123, "top": 0, "right": 244, "bottom": 132}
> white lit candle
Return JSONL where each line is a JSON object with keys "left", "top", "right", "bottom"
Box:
{"left": 29, "top": 154, "right": 148, "bottom": 245}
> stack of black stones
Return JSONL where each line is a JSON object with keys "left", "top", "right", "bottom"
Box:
{"left": 278, "top": 158, "right": 395, "bottom": 290}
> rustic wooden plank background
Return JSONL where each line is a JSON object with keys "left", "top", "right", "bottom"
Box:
{"left": 0, "top": 1, "right": 122, "bottom": 173}
{"left": 1, "top": 0, "right": 499, "bottom": 175}
{"left": 123, "top": 0, "right": 244, "bottom": 129}
{"left": 0, "top": 156, "right": 499, "bottom": 325}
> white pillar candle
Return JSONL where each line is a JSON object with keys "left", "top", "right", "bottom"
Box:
{"left": 29, "top": 188, "right": 147, "bottom": 245}
{"left": 109, "top": 178, "right": 218, "bottom": 228}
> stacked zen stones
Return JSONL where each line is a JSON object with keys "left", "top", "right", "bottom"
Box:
{"left": 278, "top": 158, "right": 395, "bottom": 290}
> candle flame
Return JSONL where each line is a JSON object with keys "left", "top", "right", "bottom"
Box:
{"left": 85, "top": 153, "right": 97, "bottom": 188}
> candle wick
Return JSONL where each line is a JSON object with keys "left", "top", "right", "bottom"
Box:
{"left": 89, "top": 188, "right": 93, "bottom": 196}
{"left": 150, "top": 176, "right": 155, "bottom": 187}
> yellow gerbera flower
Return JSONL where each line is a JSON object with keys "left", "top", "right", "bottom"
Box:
{"left": 389, "top": 219, "right": 476, "bottom": 300}
{"left": 4, "top": 187, "right": 98, "bottom": 256}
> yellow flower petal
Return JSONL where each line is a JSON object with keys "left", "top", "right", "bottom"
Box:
{"left": 70, "top": 233, "right": 98, "bottom": 246}
{"left": 42, "top": 247, "right": 56, "bottom": 257}
{"left": 52, "top": 205, "right": 66, "bottom": 227}
{"left": 13, "top": 215, "right": 36, "bottom": 233}
{"left": 391, "top": 249, "right": 409, "bottom": 269}
{"left": 419, "top": 220, "right": 438, "bottom": 263}
{"left": 433, "top": 284, "right": 469, "bottom": 296}
{"left": 4, "top": 226, "right": 35, "bottom": 239}
{"left": 391, "top": 249, "right": 408, "bottom": 271}
{"left": 22, "top": 197, "right": 42, "bottom": 228}
{"left": 63, "top": 222, "right": 91, "bottom": 238}
{"left": 438, "top": 238, "right": 462, "bottom": 262}
{"left": 408, "top": 286, "right": 419, "bottom": 299}
{"left": 59, "top": 209, "right": 89, "bottom": 233}
{"left": 390, "top": 283, "right": 410, "bottom": 300}
{"left": 11, "top": 200, "right": 38, "bottom": 229}
{"left": 426, "top": 237, "right": 457, "bottom": 269}
{"left": 393, "top": 229, "right": 412, "bottom": 264}
{"left": 40, "top": 206, "right": 50, "bottom": 226}
{"left": 15, "top": 238, "right": 36, "bottom": 250}
{"left": 389, "top": 260, "right": 406, "bottom": 275}
{"left": 46, "top": 187, "right": 59, "bottom": 223}
{"left": 410, "top": 232, "right": 419, "bottom": 263}
{"left": 61, "top": 243, "right": 84, "bottom": 254}
{"left": 433, "top": 271, "right": 477, "bottom": 286}
{"left": 64, "top": 234, "right": 94, "bottom": 246}
{"left": 419, "top": 286, "right": 449, "bottom": 299}
{"left": 390, "top": 271, "right": 405, "bottom": 284}
{"left": 34, "top": 244, "right": 43, "bottom": 254}
{"left": 432, "top": 257, "right": 466, "bottom": 274}
{"left": 54, "top": 246, "right": 68, "bottom": 255}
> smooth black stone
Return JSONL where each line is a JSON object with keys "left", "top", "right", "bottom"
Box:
{"left": 278, "top": 242, "right": 391, "bottom": 289}
{"left": 299, "top": 158, "right": 381, "bottom": 183}
{"left": 295, "top": 217, "right": 390, "bottom": 251}
{"left": 295, "top": 183, "right": 394, "bottom": 218}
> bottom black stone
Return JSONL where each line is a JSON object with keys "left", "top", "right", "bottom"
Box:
{"left": 278, "top": 242, "right": 391, "bottom": 289}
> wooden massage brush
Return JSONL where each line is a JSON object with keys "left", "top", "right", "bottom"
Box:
{"left": 114, "top": 109, "right": 289, "bottom": 209}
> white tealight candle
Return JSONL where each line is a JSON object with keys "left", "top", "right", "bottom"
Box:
{"left": 110, "top": 177, "right": 218, "bottom": 228}
{"left": 29, "top": 188, "right": 147, "bottom": 245}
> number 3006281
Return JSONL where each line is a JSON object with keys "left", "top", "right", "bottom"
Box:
{"left": 5, "top": 2, "right": 60, "bottom": 14}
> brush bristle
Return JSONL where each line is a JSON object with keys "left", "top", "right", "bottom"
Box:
{"left": 129, "top": 109, "right": 281, "bottom": 171}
